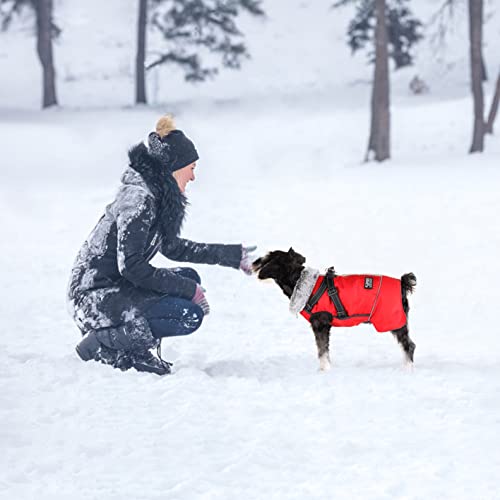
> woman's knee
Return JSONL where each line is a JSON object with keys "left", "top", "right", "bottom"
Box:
{"left": 147, "top": 300, "right": 204, "bottom": 338}
{"left": 182, "top": 303, "right": 204, "bottom": 334}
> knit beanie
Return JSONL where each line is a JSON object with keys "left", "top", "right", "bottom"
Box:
{"left": 147, "top": 115, "right": 199, "bottom": 172}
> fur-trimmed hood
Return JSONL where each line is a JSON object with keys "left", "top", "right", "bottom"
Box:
{"left": 127, "top": 142, "right": 188, "bottom": 241}
{"left": 127, "top": 142, "right": 167, "bottom": 199}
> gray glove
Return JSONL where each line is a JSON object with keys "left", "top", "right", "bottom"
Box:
{"left": 240, "top": 245, "right": 258, "bottom": 275}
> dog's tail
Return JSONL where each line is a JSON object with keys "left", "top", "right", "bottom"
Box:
{"left": 401, "top": 272, "right": 416, "bottom": 315}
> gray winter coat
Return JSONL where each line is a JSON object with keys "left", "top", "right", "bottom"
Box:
{"left": 67, "top": 143, "right": 242, "bottom": 337}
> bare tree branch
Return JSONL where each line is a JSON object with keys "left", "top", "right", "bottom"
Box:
{"left": 485, "top": 70, "right": 500, "bottom": 134}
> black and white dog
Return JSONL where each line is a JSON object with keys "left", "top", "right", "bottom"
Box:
{"left": 252, "top": 248, "right": 416, "bottom": 371}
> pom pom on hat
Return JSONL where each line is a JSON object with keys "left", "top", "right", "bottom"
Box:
{"left": 156, "top": 114, "right": 176, "bottom": 138}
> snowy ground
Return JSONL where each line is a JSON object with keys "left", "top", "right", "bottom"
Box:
{"left": 1, "top": 97, "right": 500, "bottom": 499}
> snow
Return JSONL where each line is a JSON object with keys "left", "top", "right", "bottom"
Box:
{"left": 1, "top": 0, "right": 500, "bottom": 499}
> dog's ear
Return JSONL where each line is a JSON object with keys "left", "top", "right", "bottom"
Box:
{"left": 288, "top": 247, "right": 306, "bottom": 265}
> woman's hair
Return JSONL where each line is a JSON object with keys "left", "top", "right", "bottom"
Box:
{"left": 156, "top": 114, "right": 176, "bottom": 139}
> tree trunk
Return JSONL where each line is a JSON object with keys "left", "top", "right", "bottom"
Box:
{"left": 34, "top": 0, "right": 58, "bottom": 108}
{"left": 481, "top": 53, "right": 488, "bottom": 82}
{"left": 135, "top": 0, "right": 148, "bottom": 104}
{"left": 468, "top": 0, "right": 484, "bottom": 153}
{"left": 485, "top": 71, "right": 500, "bottom": 134}
{"left": 367, "top": 0, "right": 390, "bottom": 162}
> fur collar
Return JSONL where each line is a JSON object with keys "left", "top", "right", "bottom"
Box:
{"left": 127, "top": 142, "right": 188, "bottom": 240}
{"left": 127, "top": 142, "right": 165, "bottom": 199}
{"left": 289, "top": 267, "right": 320, "bottom": 316}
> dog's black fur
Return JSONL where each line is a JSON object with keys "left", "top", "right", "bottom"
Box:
{"left": 252, "top": 248, "right": 416, "bottom": 370}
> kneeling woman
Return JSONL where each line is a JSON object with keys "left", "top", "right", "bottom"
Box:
{"left": 67, "top": 115, "right": 254, "bottom": 375}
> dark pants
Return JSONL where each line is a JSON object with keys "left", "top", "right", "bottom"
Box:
{"left": 145, "top": 267, "right": 205, "bottom": 339}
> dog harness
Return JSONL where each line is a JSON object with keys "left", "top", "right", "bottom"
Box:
{"left": 290, "top": 267, "right": 407, "bottom": 332}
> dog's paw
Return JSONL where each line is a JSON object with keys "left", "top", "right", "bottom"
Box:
{"left": 319, "top": 354, "right": 331, "bottom": 372}
{"left": 404, "top": 359, "right": 415, "bottom": 372}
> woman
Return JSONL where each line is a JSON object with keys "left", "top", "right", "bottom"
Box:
{"left": 67, "top": 115, "right": 255, "bottom": 375}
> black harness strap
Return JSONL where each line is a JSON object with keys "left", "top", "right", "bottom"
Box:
{"left": 304, "top": 279, "right": 328, "bottom": 314}
{"left": 303, "top": 267, "right": 348, "bottom": 319}
{"left": 325, "top": 267, "right": 347, "bottom": 319}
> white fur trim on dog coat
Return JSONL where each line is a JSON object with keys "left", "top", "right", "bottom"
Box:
{"left": 289, "top": 267, "right": 320, "bottom": 316}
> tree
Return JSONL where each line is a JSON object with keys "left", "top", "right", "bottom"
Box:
{"left": 136, "top": 0, "right": 148, "bottom": 104}
{"left": 429, "top": 0, "right": 488, "bottom": 82}
{"left": 335, "top": 0, "right": 422, "bottom": 161}
{"left": 134, "top": 0, "right": 265, "bottom": 105}
{"left": 468, "top": 0, "right": 484, "bottom": 153}
{"left": 34, "top": 0, "right": 58, "bottom": 107}
{"left": 1, "top": 0, "right": 59, "bottom": 108}
{"left": 335, "top": 0, "right": 423, "bottom": 69}
{"left": 430, "top": 0, "right": 495, "bottom": 149}
{"left": 367, "top": 0, "right": 390, "bottom": 161}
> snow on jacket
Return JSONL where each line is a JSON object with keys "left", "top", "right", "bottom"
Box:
{"left": 67, "top": 142, "right": 242, "bottom": 336}
{"left": 289, "top": 267, "right": 407, "bottom": 332}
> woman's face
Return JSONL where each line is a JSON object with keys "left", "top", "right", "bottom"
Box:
{"left": 172, "top": 162, "right": 196, "bottom": 193}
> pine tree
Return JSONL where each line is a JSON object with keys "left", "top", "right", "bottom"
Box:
{"left": 135, "top": 0, "right": 264, "bottom": 104}
{"left": 334, "top": 0, "right": 421, "bottom": 161}
{"left": 335, "top": 0, "right": 423, "bottom": 69}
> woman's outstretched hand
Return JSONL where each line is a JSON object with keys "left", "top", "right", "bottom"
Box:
{"left": 240, "top": 245, "right": 258, "bottom": 275}
{"left": 192, "top": 285, "right": 210, "bottom": 315}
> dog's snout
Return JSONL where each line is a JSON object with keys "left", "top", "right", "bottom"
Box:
{"left": 251, "top": 258, "right": 262, "bottom": 273}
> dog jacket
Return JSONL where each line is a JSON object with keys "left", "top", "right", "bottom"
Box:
{"left": 289, "top": 268, "right": 407, "bottom": 332}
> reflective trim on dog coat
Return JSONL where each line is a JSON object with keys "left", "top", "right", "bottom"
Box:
{"left": 300, "top": 274, "right": 407, "bottom": 332}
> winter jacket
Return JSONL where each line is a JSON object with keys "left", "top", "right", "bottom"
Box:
{"left": 67, "top": 143, "right": 242, "bottom": 336}
{"left": 290, "top": 268, "right": 407, "bottom": 333}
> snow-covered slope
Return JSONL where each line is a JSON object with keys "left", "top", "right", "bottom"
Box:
{"left": 1, "top": 99, "right": 500, "bottom": 499}
{"left": 1, "top": 1, "right": 500, "bottom": 499}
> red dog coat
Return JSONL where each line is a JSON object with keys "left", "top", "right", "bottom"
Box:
{"left": 300, "top": 274, "right": 407, "bottom": 332}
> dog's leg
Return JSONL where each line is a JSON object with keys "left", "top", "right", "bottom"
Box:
{"left": 310, "top": 312, "right": 333, "bottom": 371}
{"left": 391, "top": 324, "right": 416, "bottom": 363}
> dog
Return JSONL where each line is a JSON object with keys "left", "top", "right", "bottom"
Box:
{"left": 252, "top": 248, "right": 416, "bottom": 371}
